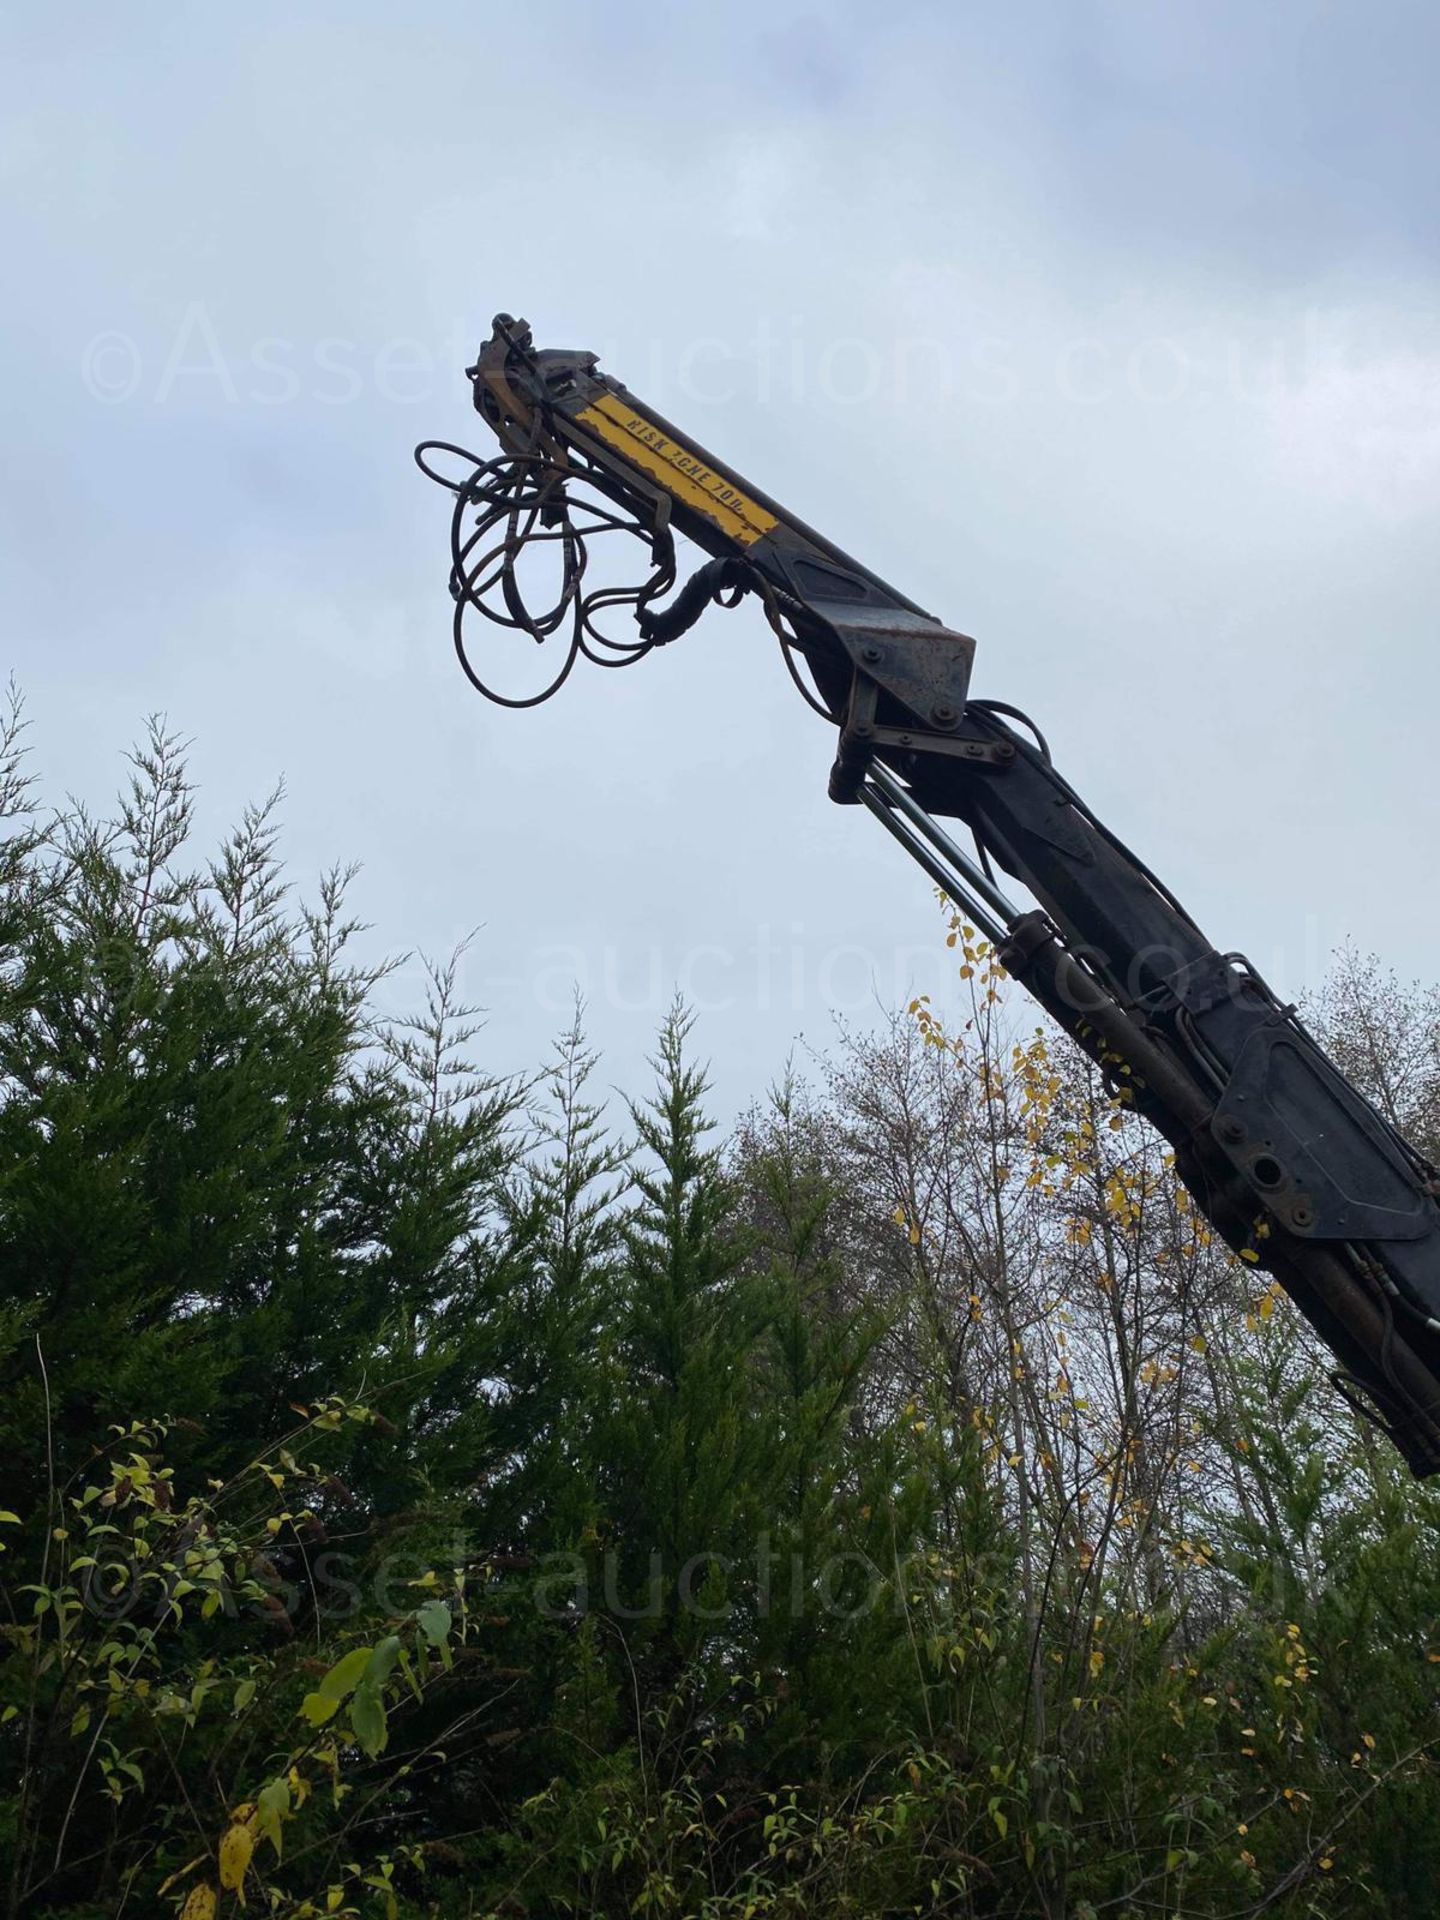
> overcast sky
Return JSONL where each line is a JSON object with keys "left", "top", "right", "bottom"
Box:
{"left": 3, "top": 1, "right": 1438, "bottom": 1117}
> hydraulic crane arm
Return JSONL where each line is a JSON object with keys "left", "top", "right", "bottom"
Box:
{"left": 417, "top": 315, "right": 1440, "bottom": 1475}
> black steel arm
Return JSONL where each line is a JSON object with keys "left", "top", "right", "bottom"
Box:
{"left": 418, "top": 315, "right": 1440, "bottom": 1474}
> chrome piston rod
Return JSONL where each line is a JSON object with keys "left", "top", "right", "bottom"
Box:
{"left": 861, "top": 760, "right": 1018, "bottom": 947}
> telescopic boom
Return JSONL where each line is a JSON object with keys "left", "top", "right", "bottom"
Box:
{"left": 417, "top": 314, "right": 1440, "bottom": 1475}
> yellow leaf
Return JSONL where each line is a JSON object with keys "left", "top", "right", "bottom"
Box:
{"left": 1088, "top": 1647, "right": 1104, "bottom": 1677}
{"left": 181, "top": 1886, "right": 218, "bottom": 1920}
{"left": 1189, "top": 1334, "right": 1207, "bottom": 1354}
{"left": 1362, "top": 1731, "right": 1376, "bottom": 1749}
{"left": 908, "top": 1223, "right": 921, "bottom": 1245}
{"left": 219, "top": 1822, "right": 254, "bottom": 1896}
{"left": 1240, "top": 1248, "right": 1260, "bottom": 1265}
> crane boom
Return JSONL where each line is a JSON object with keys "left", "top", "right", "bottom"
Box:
{"left": 417, "top": 314, "right": 1440, "bottom": 1475}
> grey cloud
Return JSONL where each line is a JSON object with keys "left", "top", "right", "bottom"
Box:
{"left": 2, "top": 0, "right": 1436, "bottom": 1115}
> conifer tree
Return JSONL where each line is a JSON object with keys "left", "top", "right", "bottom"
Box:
{"left": 597, "top": 1002, "right": 769, "bottom": 1682}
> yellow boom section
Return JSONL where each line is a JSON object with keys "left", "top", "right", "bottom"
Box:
{"left": 574, "top": 392, "right": 779, "bottom": 549}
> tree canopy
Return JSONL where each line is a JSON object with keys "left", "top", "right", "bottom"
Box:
{"left": 3, "top": 712, "right": 1440, "bottom": 1919}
